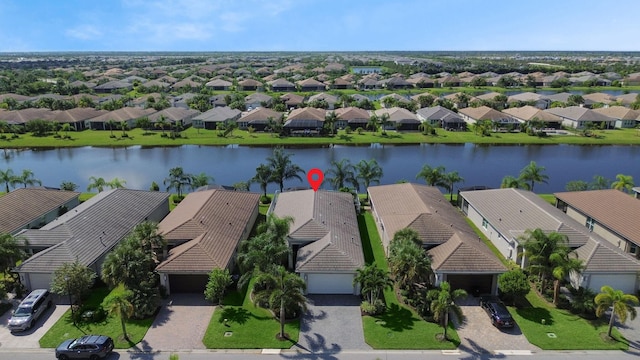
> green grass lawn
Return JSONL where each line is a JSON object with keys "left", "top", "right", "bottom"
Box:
{"left": 509, "top": 290, "right": 628, "bottom": 350}
{"left": 202, "top": 281, "right": 299, "bottom": 349}
{"left": 358, "top": 212, "right": 459, "bottom": 349}
{"left": 2, "top": 125, "right": 639, "bottom": 149}
{"left": 39, "top": 286, "right": 154, "bottom": 349}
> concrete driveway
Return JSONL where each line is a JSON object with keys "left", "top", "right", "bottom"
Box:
{"left": 453, "top": 297, "right": 537, "bottom": 355}
{"left": 616, "top": 306, "right": 640, "bottom": 353}
{"left": 295, "top": 295, "right": 371, "bottom": 353}
{"left": 139, "top": 294, "right": 215, "bottom": 352}
{"left": 0, "top": 297, "right": 68, "bottom": 349}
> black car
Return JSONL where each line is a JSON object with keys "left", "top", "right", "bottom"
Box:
{"left": 480, "top": 297, "right": 515, "bottom": 328}
{"left": 55, "top": 335, "right": 114, "bottom": 360}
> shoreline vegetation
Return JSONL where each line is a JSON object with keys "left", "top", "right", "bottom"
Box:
{"left": 1, "top": 126, "right": 639, "bottom": 149}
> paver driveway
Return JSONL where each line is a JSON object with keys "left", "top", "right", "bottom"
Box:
{"left": 0, "top": 297, "right": 68, "bottom": 349}
{"left": 295, "top": 295, "right": 371, "bottom": 353}
{"left": 617, "top": 306, "right": 640, "bottom": 353}
{"left": 454, "top": 297, "right": 538, "bottom": 354}
{"left": 140, "top": 294, "right": 214, "bottom": 352}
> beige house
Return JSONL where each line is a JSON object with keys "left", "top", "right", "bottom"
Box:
{"left": 157, "top": 189, "right": 260, "bottom": 294}
{"left": 554, "top": 190, "right": 640, "bottom": 258}
{"left": 269, "top": 190, "right": 364, "bottom": 295}
{"left": 368, "top": 183, "right": 506, "bottom": 295}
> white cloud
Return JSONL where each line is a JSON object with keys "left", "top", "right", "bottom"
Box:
{"left": 65, "top": 25, "right": 103, "bottom": 41}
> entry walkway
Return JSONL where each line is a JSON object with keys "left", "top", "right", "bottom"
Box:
{"left": 295, "top": 295, "right": 371, "bottom": 353}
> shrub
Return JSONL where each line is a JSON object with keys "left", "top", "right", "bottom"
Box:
{"left": 260, "top": 195, "right": 271, "bottom": 204}
{"left": 356, "top": 127, "right": 364, "bottom": 135}
{"left": 360, "top": 299, "right": 385, "bottom": 316}
{"left": 344, "top": 126, "right": 352, "bottom": 134}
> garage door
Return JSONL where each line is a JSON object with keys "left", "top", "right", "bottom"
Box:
{"left": 168, "top": 274, "right": 208, "bottom": 293}
{"left": 446, "top": 274, "right": 494, "bottom": 296}
{"left": 26, "top": 273, "right": 53, "bottom": 291}
{"left": 587, "top": 274, "right": 637, "bottom": 295}
{"left": 306, "top": 273, "right": 355, "bottom": 294}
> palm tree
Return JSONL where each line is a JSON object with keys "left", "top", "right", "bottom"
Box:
{"left": 355, "top": 159, "right": 383, "bottom": 198}
{"left": 266, "top": 147, "right": 305, "bottom": 192}
{"left": 427, "top": 281, "right": 467, "bottom": 340}
{"left": 107, "top": 177, "right": 127, "bottom": 189}
{"left": 500, "top": 175, "right": 523, "bottom": 189}
{"left": 353, "top": 264, "right": 393, "bottom": 304}
{"left": 520, "top": 228, "right": 570, "bottom": 293}
{"left": 106, "top": 119, "right": 117, "bottom": 136}
{"left": 551, "top": 253, "right": 584, "bottom": 305}
{"left": 590, "top": 175, "right": 611, "bottom": 190}
{"left": 87, "top": 176, "right": 107, "bottom": 192}
{"left": 519, "top": 161, "right": 549, "bottom": 192}
{"left": 388, "top": 233, "right": 433, "bottom": 289}
{"left": 131, "top": 221, "right": 166, "bottom": 262}
{"left": 367, "top": 114, "right": 380, "bottom": 133}
{"left": 416, "top": 164, "right": 446, "bottom": 188}
{"left": 60, "top": 181, "right": 77, "bottom": 191}
{"left": 253, "top": 266, "right": 307, "bottom": 340}
{"left": 164, "top": 167, "right": 192, "bottom": 198}
{"left": 325, "top": 159, "right": 358, "bottom": 190}
{"left": 250, "top": 164, "right": 272, "bottom": 197}
{"left": 0, "top": 168, "right": 19, "bottom": 192}
{"left": 324, "top": 111, "right": 339, "bottom": 136}
{"left": 155, "top": 115, "right": 169, "bottom": 134}
{"left": 61, "top": 123, "right": 73, "bottom": 138}
{"left": 103, "top": 291, "right": 134, "bottom": 341}
{"left": 379, "top": 113, "right": 392, "bottom": 135}
{"left": 0, "top": 232, "right": 25, "bottom": 277}
{"left": 190, "top": 172, "right": 215, "bottom": 190}
{"left": 443, "top": 171, "right": 464, "bottom": 202}
{"left": 595, "top": 285, "right": 639, "bottom": 338}
{"left": 611, "top": 174, "right": 634, "bottom": 193}
{"left": 18, "top": 169, "right": 41, "bottom": 188}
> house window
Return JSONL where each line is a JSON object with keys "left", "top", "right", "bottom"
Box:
{"left": 630, "top": 243, "right": 638, "bottom": 256}
{"left": 585, "top": 217, "right": 595, "bottom": 231}
{"left": 482, "top": 218, "right": 488, "bottom": 230}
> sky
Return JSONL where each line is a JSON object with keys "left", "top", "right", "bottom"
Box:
{"left": 1, "top": 0, "right": 640, "bottom": 52}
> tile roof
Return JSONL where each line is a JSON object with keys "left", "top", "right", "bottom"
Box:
{"left": 239, "top": 108, "right": 283, "bottom": 123}
{"left": 148, "top": 107, "right": 200, "bottom": 122}
{"left": 502, "top": 105, "right": 562, "bottom": 122}
{"left": 428, "top": 233, "right": 506, "bottom": 272}
{"left": 574, "top": 238, "right": 640, "bottom": 273}
{"left": 545, "top": 106, "right": 615, "bottom": 122}
{"left": 334, "top": 107, "right": 370, "bottom": 121}
{"left": 88, "top": 107, "right": 157, "bottom": 123}
{"left": 593, "top": 106, "right": 640, "bottom": 120}
{"left": 272, "top": 190, "right": 364, "bottom": 272}
{"left": 287, "top": 107, "right": 326, "bottom": 121}
{"left": 156, "top": 189, "right": 260, "bottom": 273}
{"left": 554, "top": 189, "right": 640, "bottom": 246}
{"left": 16, "top": 189, "right": 169, "bottom": 273}
{"left": 458, "top": 106, "right": 512, "bottom": 122}
{"left": 374, "top": 107, "right": 419, "bottom": 123}
{"left": 0, "top": 188, "right": 80, "bottom": 234}
{"left": 192, "top": 106, "right": 241, "bottom": 122}
{"left": 205, "top": 79, "right": 232, "bottom": 87}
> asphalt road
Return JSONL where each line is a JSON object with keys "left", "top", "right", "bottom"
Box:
{"left": 2, "top": 349, "right": 640, "bottom": 360}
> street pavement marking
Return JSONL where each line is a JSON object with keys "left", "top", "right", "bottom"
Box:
{"left": 261, "top": 349, "right": 282, "bottom": 355}
{"left": 494, "top": 350, "right": 533, "bottom": 355}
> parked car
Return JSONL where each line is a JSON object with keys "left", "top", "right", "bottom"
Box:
{"left": 480, "top": 297, "right": 515, "bottom": 328}
{"left": 55, "top": 335, "right": 114, "bottom": 360}
{"left": 7, "top": 288, "right": 53, "bottom": 332}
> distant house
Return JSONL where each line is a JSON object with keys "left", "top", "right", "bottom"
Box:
{"left": 379, "top": 93, "right": 411, "bottom": 108}
{"left": 416, "top": 106, "right": 466, "bottom": 131}
{"left": 204, "top": 79, "right": 233, "bottom": 91}
{"left": 283, "top": 107, "right": 325, "bottom": 135}
{"left": 15, "top": 189, "right": 170, "bottom": 291}
{"left": 381, "top": 76, "right": 413, "bottom": 90}
{"left": 545, "top": 106, "right": 615, "bottom": 129}
{"left": 458, "top": 106, "right": 520, "bottom": 129}
{"left": 296, "top": 78, "right": 326, "bottom": 92}
{"left": 93, "top": 80, "right": 133, "bottom": 94}
{"left": 270, "top": 190, "right": 364, "bottom": 294}
{"left": 238, "top": 79, "right": 264, "bottom": 91}
{"left": 0, "top": 188, "right": 80, "bottom": 236}
{"left": 148, "top": 107, "right": 200, "bottom": 128}
{"left": 554, "top": 190, "right": 640, "bottom": 259}
{"left": 244, "top": 93, "right": 273, "bottom": 109}
{"left": 280, "top": 93, "right": 305, "bottom": 109}
{"left": 238, "top": 108, "right": 284, "bottom": 131}
{"left": 502, "top": 105, "right": 562, "bottom": 129}
{"left": 50, "top": 108, "right": 108, "bottom": 131}
{"left": 85, "top": 107, "right": 157, "bottom": 130}
{"left": 368, "top": 183, "right": 506, "bottom": 295}
{"left": 334, "top": 107, "right": 370, "bottom": 130}
{"left": 268, "top": 78, "right": 296, "bottom": 92}
{"left": 506, "top": 92, "right": 550, "bottom": 109}
{"left": 374, "top": 107, "right": 420, "bottom": 131}
{"left": 307, "top": 93, "right": 338, "bottom": 110}
{"left": 352, "top": 66, "right": 382, "bottom": 74}
{"left": 157, "top": 189, "right": 260, "bottom": 294}
{"left": 191, "top": 107, "right": 241, "bottom": 130}
{"left": 592, "top": 106, "right": 639, "bottom": 128}
{"left": 209, "top": 94, "right": 227, "bottom": 107}
{"left": 329, "top": 77, "right": 353, "bottom": 90}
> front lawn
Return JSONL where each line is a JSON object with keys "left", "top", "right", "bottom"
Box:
{"left": 358, "top": 212, "right": 459, "bottom": 349}
{"left": 39, "top": 286, "right": 154, "bottom": 349}
{"left": 509, "top": 290, "right": 628, "bottom": 350}
{"left": 202, "top": 281, "right": 299, "bottom": 349}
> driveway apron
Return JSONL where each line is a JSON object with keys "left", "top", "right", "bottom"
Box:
{"left": 140, "top": 294, "right": 214, "bottom": 352}
{"left": 454, "top": 297, "right": 538, "bottom": 354}
{"left": 0, "top": 296, "right": 68, "bottom": 349}
{"left": 295, "top": 295, "right": 371, "bottom": 353}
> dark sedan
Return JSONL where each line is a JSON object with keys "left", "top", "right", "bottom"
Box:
{"left": 480, "top": 297, "right": 515, "bottom": 328}
{"left": 55, "top": 335, "right": 114, "bottom": 360}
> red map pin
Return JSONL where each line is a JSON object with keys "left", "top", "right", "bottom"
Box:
{"left": 307, "top": 168, "right": 324, "bottom": 192}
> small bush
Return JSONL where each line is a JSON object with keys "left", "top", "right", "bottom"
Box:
{"left": 360, "top": 299, "right": 385, "bottom": 316}
{"left": 356, "top": 127, "right": 364, "bottom": 135}
{"left": 109, "top": 134, "right": 116, "bottom": 138}
{"left": 260, "top": 195, "right": 271, "bottom": 204}
{"left": 344, "top": 126, "right": 352, "bottom": 134}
